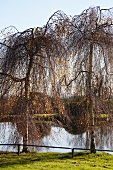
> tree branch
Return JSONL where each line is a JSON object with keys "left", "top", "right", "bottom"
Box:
{"left": 58, "top": 70, "right": 88, "bottom": 87}
{"left": 0, "top": 72, "right": 25, "bottom": 82}
{"left": 66, "top": 70, "right": 88, "bottom": 86}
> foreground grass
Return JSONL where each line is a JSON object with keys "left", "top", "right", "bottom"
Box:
{"left": 0, "top": 152, "right": 113, "bottom": 170}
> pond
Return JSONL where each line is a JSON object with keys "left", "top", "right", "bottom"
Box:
{"left": 0, "top": 122, "right": 113, "bottom": 154}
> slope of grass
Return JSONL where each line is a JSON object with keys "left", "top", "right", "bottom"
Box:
{"left": 0, "top": 152, "right": 113, "bottom": 170}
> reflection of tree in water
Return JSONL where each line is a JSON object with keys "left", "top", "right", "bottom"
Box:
{"left": 0, "top": 122, "right": 113, "bottom": 152}
{"left": 65, "top": 124, "right": 113, "bottom": 150}
{"left": 0, "top": 122, "right": 22, "bottom": 151}
{"left": 0, "top": 122, "right": 50, "bottom": 151}
{"left": 0, "top": 123, "right": 20, "bottom": 143}
{"left": 95, "top": 125, "right": 113, "bottom": 150}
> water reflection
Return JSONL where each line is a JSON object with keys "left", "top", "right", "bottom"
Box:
{"left": 0, "top": 122, "right": 22, "bottom": 151}
{"left": 42, "top": 126, "right": 86, "bottom": 152}
{"left": 0, "top": 122, "right": 113, "bottom": 153}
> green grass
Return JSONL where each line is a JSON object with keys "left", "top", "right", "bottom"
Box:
{"left": 0, "top": 152, "right": 113, "bottom": 170}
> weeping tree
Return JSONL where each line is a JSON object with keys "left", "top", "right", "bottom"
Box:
{"left": 61, "top": 6, "right": 113, "bottom": 153}
{"left": 0, "top": 12, "right": 70, "bottom": 152}
{"left": 51, "top": 7, "right": 113, "bottom": 153}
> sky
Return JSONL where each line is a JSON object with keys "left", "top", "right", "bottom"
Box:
{"left": 0, "top": 0, "right": 113, "bottom": 32}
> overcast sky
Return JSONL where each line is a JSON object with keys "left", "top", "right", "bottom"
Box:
{"left": 1, "top": 0, "right": 113, "bottom": 32}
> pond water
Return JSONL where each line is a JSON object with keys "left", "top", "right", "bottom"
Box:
{"left": 0, "top": 122, "right": 113, "bottom": 154}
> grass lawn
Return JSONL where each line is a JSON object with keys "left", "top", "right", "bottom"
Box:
{"left": 0, "top": 151, "right": 113, "bottom": 170}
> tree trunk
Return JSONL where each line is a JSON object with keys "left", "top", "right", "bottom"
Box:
{"left": 86, "top": 131, "right": 90, "bottom": 149}
{"left": 22, "top": 55, "right": 33, "bottom": 152}
{"left": 23, "top": 128, "right": 28, "bottom": 152}
{"left": 88, "top": 43, "right": 96, "bottom": 153}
